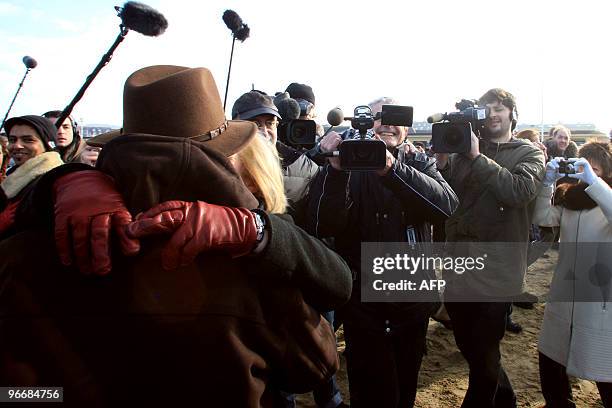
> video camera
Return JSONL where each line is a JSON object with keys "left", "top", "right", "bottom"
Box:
{"left": 428, "top": 99, "right": 489, "bottom": 153}
{"left": 273, "top": 93, "right": 318, "bottom": 149}
{"left": 278, "top": 119, "right": 317, "bottom": 149}
{"left": 331, "top": 104, "right": 413, "bottom": 171}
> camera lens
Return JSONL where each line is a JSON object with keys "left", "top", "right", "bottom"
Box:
{"left": 353, "top": 144, "right": 372, "bottom": 160}
{"left": 444, "top": 126, "right": 465, "bottom": 147}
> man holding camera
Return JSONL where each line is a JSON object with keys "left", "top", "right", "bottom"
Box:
{"left": 306, "top": 97, "right": 458, "bottom": 407}
{"left": 435, "top": 88, "right": 545, "bottom": 408}
{"left": 232, "top": 91, "right": 319, "bottom": 210}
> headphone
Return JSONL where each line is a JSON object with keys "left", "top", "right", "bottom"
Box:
{"left": 510, "top": 106, "right": 518, "bottom": 131}
{"left": 500, "top": 98, "right": 518, "bottom": 131}
{"left": 42, "top": 110, "right": 79, "bottom": 138}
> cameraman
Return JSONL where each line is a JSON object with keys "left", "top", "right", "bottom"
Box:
{"left": 306, "top": 97, "right": 458, "bottom": 408}
{"left": 435, "top": 88, "right": 545, "bottom": 407}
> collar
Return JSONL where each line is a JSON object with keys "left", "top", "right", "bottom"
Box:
{"left": 1, "top": 152, "right": 63, "bottom": 199}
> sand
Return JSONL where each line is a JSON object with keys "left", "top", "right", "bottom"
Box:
{"left": 296, "top": 249, "right": 605, "bottom": 407}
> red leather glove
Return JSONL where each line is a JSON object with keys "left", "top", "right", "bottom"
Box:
{"left": 53, "top": 170, "right": 140, "bottom": 275}
{"left": 0, "top": 200, "right": 20, "bottom": 235}
{"left": 127, "top": 200, "right": 258, "bottom": 270}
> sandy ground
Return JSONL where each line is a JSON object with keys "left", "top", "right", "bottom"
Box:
{"left": 297, "top": 249, "right": 605, "bottom": 407}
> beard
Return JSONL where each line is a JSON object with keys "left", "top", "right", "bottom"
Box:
{"left": 481, "top": 123, "right": 511, "bottom": 140}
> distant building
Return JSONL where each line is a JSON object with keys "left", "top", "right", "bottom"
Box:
{"left": 81, "top": 124, "right": 119, "bottom": 139}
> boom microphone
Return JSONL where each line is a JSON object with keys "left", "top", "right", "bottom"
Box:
{"left": 327, "top": 107, "right": 344, "bottom": 126}
{"left": 116, "top": 1, "right": 168, "bottom": 36}
{"left": 222, "top": 9, "right": 250, "bottom": 110}
{"left": 22, "top": 56, "right": 37, "bottom": 69}
{"left": 1, "top": 56, "right": 38, "bottom": 131}
{"left": 55, "top": 1, "right": 167, "bottom": 129}
{"left": 222, "top": 10, "right": 250, "bottom": 42}
{"left": 427, "top": 112, "right": 446, "bottom": 123}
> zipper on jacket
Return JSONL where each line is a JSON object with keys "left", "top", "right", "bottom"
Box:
{"left": 568, "top": 211, "right": 583, "bottom": 350}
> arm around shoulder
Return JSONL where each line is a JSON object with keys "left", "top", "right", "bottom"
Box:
{"left": 254, "top": 212, "right": 352, "bottom": 312}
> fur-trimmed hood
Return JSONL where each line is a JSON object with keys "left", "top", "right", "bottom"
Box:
{"left": 1, "top": 152, "right": 63, "bottom": 199}
{"left": 554, "top": 177, "right": 612, "bottom": 211}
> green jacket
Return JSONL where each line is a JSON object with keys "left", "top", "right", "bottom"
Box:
{"left": 440, "top": 138, "right": 545, "bottom": 298}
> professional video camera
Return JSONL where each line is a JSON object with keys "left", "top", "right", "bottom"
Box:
{"left": 327, "top": 104, "right": 413, "bottom": 171}
{"left": 278, "top": 119, "right": 317, "bottom": 148}
{"left": 427, "top": 99, "right": 489, "bottom": 153}
{"left": 273, "top": 93, "right": 317, "bottom": 148}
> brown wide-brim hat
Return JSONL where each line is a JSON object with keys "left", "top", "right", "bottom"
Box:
{"left": 87, "top": 65, "right": 256, "bottom": 156}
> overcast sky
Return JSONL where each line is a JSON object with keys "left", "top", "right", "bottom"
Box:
{"left": 1, "top": 0, "right": 610, "bottom": 132}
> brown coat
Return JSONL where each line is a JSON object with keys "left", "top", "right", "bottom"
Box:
{"left": 0, "top": 134, "right": 352, "bottom": 407}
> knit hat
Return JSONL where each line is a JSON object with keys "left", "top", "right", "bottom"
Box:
{"left": 285, "top": 83, "right": 315, "bottom": 105}
{"left": 4, "top": 115, "right": 56, "bottom": 151}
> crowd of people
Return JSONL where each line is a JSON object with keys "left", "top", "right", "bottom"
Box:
{"left": 0, "top": 64, "right": 610, "bottom": 408}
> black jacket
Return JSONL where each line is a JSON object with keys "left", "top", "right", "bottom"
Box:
{"left": 305, "top": 151, "right": 459, "bottom": 328}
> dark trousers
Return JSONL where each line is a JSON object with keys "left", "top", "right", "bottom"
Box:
{"left": 445, "top": 302, "right": 516, "bottom": 408}
{"left": 343, "top": 317, "right": 429, "bottom": 408}
{"left": 539, "top": 352, "right": 612, "bottom": 408}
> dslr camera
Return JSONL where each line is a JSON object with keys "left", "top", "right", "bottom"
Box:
{"left": 429, "top": 99, "right": 489, "bottom": 153}
{"left": 337, "top": 105, "right": 413, "bottom": 170}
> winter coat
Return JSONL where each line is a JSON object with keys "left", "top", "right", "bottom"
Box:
{"left": 0, "top": 134, "right": 352, "bottom": 407}
{"left": 533, "top": 178, "right": 612, "bottom": 382}
{"left": 276, "top": 141, "right": 319, "bottom": 208}
{"left": 440, "top": 138, "right": 546, "bottom": 299}
{"left": 305, "top": 151, "right": 459, "bottom": 329}
{"left": 0, "top": 152, "right": 63, "bottom": 239}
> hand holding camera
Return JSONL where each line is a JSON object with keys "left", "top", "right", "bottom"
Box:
{"left": 567, "top": 158, "right": 598, "bottom": 185}
{"left": 319, "top": 130, "right": 343, "bottom": 170}
{"left": 543, "top": 157, "right": 563, "bottom": 187}
{"left": 374, "top": 135, "right": 396, "bottom": 176}
{"left": 318, "top": 105, "right": 413, "bottom": 171}
{"left": 466, "top": 131, "right": 480, "bottom": 160}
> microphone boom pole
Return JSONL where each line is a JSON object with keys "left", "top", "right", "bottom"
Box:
{"left": 1, "top": 66, "right": 34, "bottom": 132}
{"left": 54, "top": 28, "right": 128, "bottom": 129}
{"left": 221, "top": 10, "right": 249, "bottom": 112}
{"left": 55, "top": 1, "right": 167, "bottom": 129}
{"left": 223, "top": 36, "right": 236, "bottom": 111}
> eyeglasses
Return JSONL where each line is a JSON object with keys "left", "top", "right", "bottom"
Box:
{"left": 250, "top": 118, "right": 278, "bottom": 131}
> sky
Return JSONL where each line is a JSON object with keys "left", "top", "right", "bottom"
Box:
{"left": 1, "top": 0, "right": 610, "bottom": 133}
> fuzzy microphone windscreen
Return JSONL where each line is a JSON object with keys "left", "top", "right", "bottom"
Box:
{"left": 222, "top": 10, "right": 250, "bottom": 42}
{"left": 118, "top": 1, "right": 168, "bottom": 36}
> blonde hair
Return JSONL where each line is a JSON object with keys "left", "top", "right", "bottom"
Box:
{"left": 234, "top": 134, "right": 287, "bottom": 213}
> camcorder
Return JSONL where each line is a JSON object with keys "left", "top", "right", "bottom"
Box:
{"left": 336, "top": 105, "right": 413, "bottom": 171}
{"left": 274, "top": 93, "right": 318, "bottom": 149}
{"left": 278, "top": 119, "right": 317, "bottom": 149}
{"left": 428, "top": 99, "right": 489, "bottom": 153}
{"left": 558, "top": 159, "right": 577, "bottom": 175}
